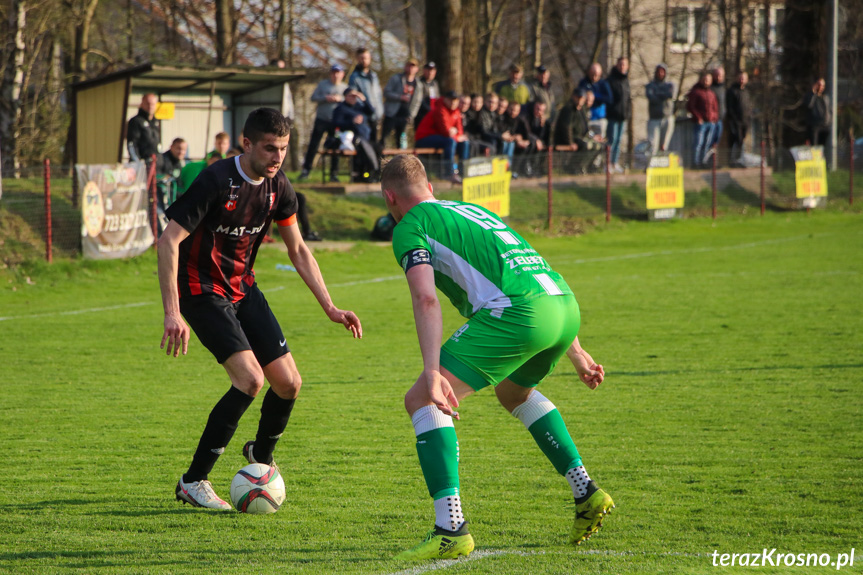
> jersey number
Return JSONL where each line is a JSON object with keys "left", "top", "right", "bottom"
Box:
{"left": 442, "top": 204, "right": 507, "bottom": 230}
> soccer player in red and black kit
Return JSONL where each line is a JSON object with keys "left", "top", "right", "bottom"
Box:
{"left": 158, "top": 108, "right": 362, "bottom": 510}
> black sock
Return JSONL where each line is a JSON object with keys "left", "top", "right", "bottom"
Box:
{"left": 253, "top": 388, "right": 296, "bottom": 465}
{"left": 184, "top": 386, "right": 255, "bottom": 482}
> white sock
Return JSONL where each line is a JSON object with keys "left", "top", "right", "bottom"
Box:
{"left": 434, "top": 494, "right": 465, "bottom": 531}
{"left": 410, "top": 404, "right": 454, "bottom": 436}
{"left": 566, "top": 465, "right": 592, "bottom": 498}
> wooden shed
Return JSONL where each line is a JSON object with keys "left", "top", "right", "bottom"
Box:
{"left": 72, "top": 62, "right": 305, "bottom": 165}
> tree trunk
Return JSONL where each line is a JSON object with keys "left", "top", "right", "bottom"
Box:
{"left": 287, "top": 0, "right": 295, "bottom": 67}
{"left": 404, "top": 0, "right": 415, "bottom": 59}
{"left": 733, "top": 0, "right": 746, "bottom": 74}
{"left": 276, "top": 0, "right": 288, "bottom": 61}
{"left": 518, "top": 0, "right": 527, "bottom": 67}
{"left": 589, "top": 0, "right": 608, "bottom": 70}
{"left": 215, "top": 0, "right": 233, "bottom": 65}
{"left": 481, "top": 0, "right": 510, "bottom": 91}
{"left": 69, "top": 0, "right": 99, "bottom": 82}
{"left": 532, "top": 0, "right": 545, "bottom": 68}
{"left": 1, "top": 0, "right": 26, "bottom": 177}
{"left": 426, "top": 0, "right": 463, "bottom": 92}
{"left": 461, "top": 0, "right": 480, "bottom": 94}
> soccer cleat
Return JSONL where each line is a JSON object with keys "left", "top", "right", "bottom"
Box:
{"left": 570, "top": 488, "right": 615, "bottom": 545}
{"left": 175, "top": 477, "right": 232, "bottom": 510}
{"left": 394, "top": 522, "right": 475, "bottom": 561}
{"left": 242, "top": 440, "right": 280, "bottom": 473}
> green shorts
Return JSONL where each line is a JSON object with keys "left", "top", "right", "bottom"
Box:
{"left": 440, "top": 294, "right": 580, "bottom": 391}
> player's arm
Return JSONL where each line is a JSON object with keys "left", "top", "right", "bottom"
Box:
{"left": 566, "top": 335, "right": 605, "bottom": 390}
{"left": 277, "top": 221, "right": 362, "bottom": 338}
{"left": 405, "top": 260, "right": 459, "bottom": 417}
{"left": 157, "top": 220, "right": 191, "bottom": 357}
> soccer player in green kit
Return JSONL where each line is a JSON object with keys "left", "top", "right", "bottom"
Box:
{"left": 381, "top": 155, "right": 613, "bottom": 561}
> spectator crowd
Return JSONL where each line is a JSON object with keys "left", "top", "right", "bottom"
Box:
{"left": 128, "top": 48, "right": 833, "bottom": 219}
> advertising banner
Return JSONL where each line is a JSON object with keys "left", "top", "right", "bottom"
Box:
{"left": 790, "top": 146, "right": 828, "bottom": 207}
{"left": 646, "top": 153, "right": 685, "bottom": 218}
{"left": 76, "top": 161, "right": 153, "bottom": 260}
{"left": 462, "top": 156, "right": 512, "bottom": 217}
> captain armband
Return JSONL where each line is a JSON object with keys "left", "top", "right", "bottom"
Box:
{"left": 401, "top": 249, "right": 432, "bottom": 273}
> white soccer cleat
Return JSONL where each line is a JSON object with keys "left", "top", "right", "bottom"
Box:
{"left": 242, "top": 440, "right": 280, "bottom": 473}
{"left": 175, "top": 477, "right": 232, "bottom": 510}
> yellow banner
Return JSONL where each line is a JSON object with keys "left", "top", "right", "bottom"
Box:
{"left": 646, "top": 153, "right": 685, "bottom": 209}
{"left": 155, "top": 102, "right": 175, "bottom": 120}
{"left": 795, "top": 156, "right": 828, "bottom": 198}
{"left": 463, "top": 156, "right": 512, "bottom": 217}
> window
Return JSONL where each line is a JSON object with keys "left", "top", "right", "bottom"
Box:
{"left": 671, "top": 6, "right": 710, "bottom": 48}
{"left": 753, "top": 6, "right": 784, "bottom": 52}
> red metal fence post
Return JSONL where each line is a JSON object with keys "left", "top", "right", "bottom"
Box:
{"left": 712, "top": 150, "right": 717, "bottom": 220}
{"left": 850, "top": 128, "right": 855, "bottom": 206}
{"left": 547, "top": 146, "right": 553, "bottom": 230}
{"left": 605, "top": 145, "right": 611, "bottom": 222}
{"left": 44, "top": 158, "right": 53, "bottom": 263}
{"left": 760, "top": 139, "right": 766, "bottom": 216}
{"left": 148, "top": 155, "right": 158, "bottom": 244}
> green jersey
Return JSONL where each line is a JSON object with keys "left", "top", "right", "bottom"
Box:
{"left": 392, "top": 200, "right": 572, "bottom": 318}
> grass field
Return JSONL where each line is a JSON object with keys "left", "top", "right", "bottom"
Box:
{"left": 1, "top": 208, "right": 861, "bottom": 574}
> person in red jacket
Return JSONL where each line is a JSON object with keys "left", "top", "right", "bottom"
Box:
{"left": 414, "top": 90, "right": 471, "bottom": 183}
{"left": 686, "top": 72, "right": 719, "bottom": 168}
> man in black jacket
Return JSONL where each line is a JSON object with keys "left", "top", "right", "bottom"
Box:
{"left": 606, "top": 57, "right": 630, "bottom": 173}
{"left": 726, "top": 71, "right": 752, "bottom": 165}
{"left": 803, "top": 78, "right": 831, "bottom": 147}
{"left": 127, "top": 93, "right": 161, "bottom": 163}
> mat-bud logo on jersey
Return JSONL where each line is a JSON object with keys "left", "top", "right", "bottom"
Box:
{"left": 214, "top": 223, "right": 265, "bottom": 237}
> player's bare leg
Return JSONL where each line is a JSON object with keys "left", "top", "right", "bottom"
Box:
{"left": 396, "top": 368, "right": 476, "bottom": 561}
{"left": 495, "top": 378, "right": 614, "bottom": 545}
{"left": 243, "top": 353, "right": 301, "bottom": 469}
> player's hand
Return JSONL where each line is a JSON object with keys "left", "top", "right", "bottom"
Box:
{"left": 570, "top": 351, "right": 605, "bottom": 390}
{"left": 424, "top": 369, "right": 460, "bottom": 420}
{"left": 326, "top": 307, "right": 363, "bottom": 338}
{"left": 161, "top": 313, "right": 190, "bottom": 357}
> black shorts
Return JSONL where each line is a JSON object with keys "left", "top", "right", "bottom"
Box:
{"left": 180, "top": 283, "right": 289, "bottom": 366}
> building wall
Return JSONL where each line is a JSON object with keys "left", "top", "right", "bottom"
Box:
{"left": 126, "top": 91, "right": 232, "bottom": 161}
{"left": 606, "top": 0, "right": 723, "bottom": 152}
{"left": 77, "top": 79, "right": 127, "bottom": 165}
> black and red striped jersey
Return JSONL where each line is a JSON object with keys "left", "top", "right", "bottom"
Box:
{"left": 166, "top": 156, "right": 298, "bottom": 302}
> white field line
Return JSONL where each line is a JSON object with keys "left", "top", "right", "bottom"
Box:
{"left": 0, "top": 234, "right": 831, "bottom": 323}
{"left": 263, "top": 275, "right": 404, "bottom": 293}
{"left": 383, "top": 548, "right": 711, "bottom": 575}
{"left": 0, "top": 301, "right": 152, "bottom": 322}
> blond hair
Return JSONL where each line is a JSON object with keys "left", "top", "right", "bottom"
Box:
{"left": 380, "top": 155, "right": 428, "bottom": 197}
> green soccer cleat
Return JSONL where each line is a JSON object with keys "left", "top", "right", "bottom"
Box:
{"left": 394, "top": 523, "right": 475, "bottom": 561}
{"left": 570, "top": 488, "right": 615, "bottom": 545}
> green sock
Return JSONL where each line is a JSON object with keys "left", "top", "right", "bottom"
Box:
{"left": 411, "top": 405, "right": 460, "bottom": 498}
{"left": 512, "top": 390, "right": 582, "bottom": 475}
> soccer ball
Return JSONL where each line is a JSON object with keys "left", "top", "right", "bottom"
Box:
{"left": 230, "top": 463, "right": 286, "bottom": 514}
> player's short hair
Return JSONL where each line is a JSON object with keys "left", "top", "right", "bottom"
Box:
{"left": 356, "top": 46, "right": 370, "bottom": 55}
{"left": 243, "top": 108, "right": 291, "bottom": 143}
{"left": 171, "top": 138, "right": 186, "bottom": 146}
{"left": 214, "top": 132, "right": 229, "bottom": 142}
{"left": 381, "top": 155, "right": 428, "bottom": 197}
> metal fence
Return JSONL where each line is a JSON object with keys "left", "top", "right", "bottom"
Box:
{"left": 2, "top": 140, "right": 857, "bottom": 264}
